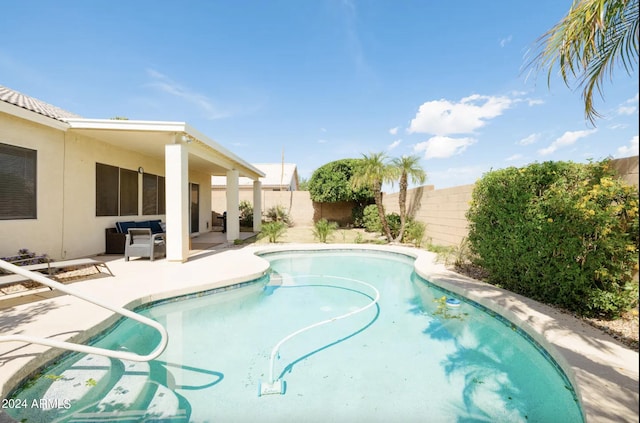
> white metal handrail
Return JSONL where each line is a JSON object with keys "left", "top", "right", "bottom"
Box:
{"left": 0, "top": 260, "right": 168, "bottom": 362}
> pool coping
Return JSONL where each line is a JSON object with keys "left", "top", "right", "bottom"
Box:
{"left": 0, "top": 243, "right": 638, "bottom": 422}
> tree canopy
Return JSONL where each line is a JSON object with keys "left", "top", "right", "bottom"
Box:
{"left": 308, "top": 158, "right": 374, "bottom": 203}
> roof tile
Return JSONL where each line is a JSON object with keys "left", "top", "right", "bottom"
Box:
{"left": 0, "top": 85, "right": 82, "bottom": 121}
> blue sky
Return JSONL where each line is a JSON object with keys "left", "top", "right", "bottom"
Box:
{"left": 2, "top": 1, "right": 638, "bottom": 190}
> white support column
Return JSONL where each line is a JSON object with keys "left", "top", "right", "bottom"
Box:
{"left": 253, "top": 180, "right": 262, "bottom": 232}
{"left": 165, "top": 143, "right": 190, "bottom": 262}
{"left": 225, "top": 169, "right": 240, "bottom": 242}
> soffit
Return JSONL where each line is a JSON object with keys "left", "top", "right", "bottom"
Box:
{"left": 65, "top": 120, "right": 264, "bottom": 178}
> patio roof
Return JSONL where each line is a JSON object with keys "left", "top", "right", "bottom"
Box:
{"left": 63, "top": 118, "right": 264, "bottom": 179}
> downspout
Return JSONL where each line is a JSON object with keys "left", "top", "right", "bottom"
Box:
{"left": 60, "top": 130, "right": 68, "bottom": 259}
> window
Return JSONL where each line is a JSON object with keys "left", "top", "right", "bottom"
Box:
{"left": 143, "top": 173, "right": 166, "bottom": 215}
{"left": 0, "top": 143, "right": 37, "bottom": 220}
{"left": 96, "top": 163, "right": 118, "bottom": 216}
{"left": 96, "top": 163, "right": 139, "bottom": 216}
{"left": 119, "top": 168, "right": 138, "bottom": 216}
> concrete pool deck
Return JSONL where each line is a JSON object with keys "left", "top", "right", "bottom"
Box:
{"left": 0, "top": 243, "right": 638, "bottom": 422}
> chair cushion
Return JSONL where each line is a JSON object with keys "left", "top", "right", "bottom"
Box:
{"left": 148, "top": 220, "right": 164, "bottom": 233}
{"left": 116, "top": 221, "right": 136, "bottom": 234}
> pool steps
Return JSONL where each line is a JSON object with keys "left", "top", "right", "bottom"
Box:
{"left": 96, "top": 360, "right": 150, "bottom": 412}
{"left": 35, "top": 354, "right": 189, "bottom": 421}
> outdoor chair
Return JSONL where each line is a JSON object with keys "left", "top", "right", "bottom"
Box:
{"left": 124, "top": 228, "right": 166, "bottom": 261}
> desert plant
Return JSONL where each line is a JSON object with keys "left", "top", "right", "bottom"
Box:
{"left": 527, "top": 0, "right": 638, "bottom": 124}
{"left": 452, "top": 237, "right": 474, "bottom": 267}
{"left": 402, "top": 220, "right": 426, "bottom": 247}
{"left": 391, "top": 155, "right": 426, "bottom": 242}
{"left": 350, "top": 152, "right": 398, "bottom": 241}
{"left": 0, "top": 249, "right": 49, "bottom": 274}
{"left": 312, "top": 219, "right": 339, "bottom": 243}
{"left": 239, "top": 200, "right": 253, "bottom": 227}
{"left": 265, "top": 205, "right": 293, "bottom": 227}
{"left": 260, "top": 221, "right": 287, "bottom": 243}
{"left": 425, "top": 242, "right": 457, "bottom": 265}
{"left": 354, "top": 232, "right": 364, "bottom": 244}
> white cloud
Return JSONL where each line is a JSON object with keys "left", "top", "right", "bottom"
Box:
{"left": 506, "top": 154, "right": 524, "bottom": 161}
{"left": 146, "top": 69, "right": 228, "bottom": 119}
{"left": 389, "top": 126, "right": 399, "bottom": 135}
{"left": 538, "top": 129, "right": 597, "bottom": 156}
{"left": 527, "top": 98, "right": 544, "bottom": 106}
{"left": 413, "top": 136, "right": 476, "bottom": 159}
{"left": 387, "top": 139, "right": 402, "bottom": 150}
{"left": 616, "top": 93, "right": 639, "bottom": 115}
{"left": 499, "top": 35, "right": 512, "bottom": 47}
{"left": 617, "top": 105, "right": 637, "bottom": 115}
{"left": 615, "top": 135, "right": 639, "bottom": 158}
{"left": 517, "top": 133, "right": 540, "bottom": 146}
{"left": 317, "top": 139, "right": 328, "bottom": 144}
{"left": 408, "top": 94, "right": 513, "bottom": 135}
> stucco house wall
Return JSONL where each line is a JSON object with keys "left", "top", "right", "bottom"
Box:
{"left": 0, "top": 112, "right": 65, "bottom": 258}
{"left": 60, "top": 131, "right": 167, "bottom": 259}
{"left": 1, "top": 114, "right": 217, "bottom": 260}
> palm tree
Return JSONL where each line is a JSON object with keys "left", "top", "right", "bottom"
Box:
{"left": 351, "top": 153, "right": 398, "bottom": 241}
{"left": 527, "top": 0, "right": 639, "bottom": 125}
{"left": 391, "top": 155, "right": 426, "bottom": 242}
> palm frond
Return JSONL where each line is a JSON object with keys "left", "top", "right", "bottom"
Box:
{"left": 525, "top": 0, "right": 639, "bottom": 125}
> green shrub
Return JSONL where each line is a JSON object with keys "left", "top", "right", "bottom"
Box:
{"left": 362, "top": 204, "right": 381, "bottom": 233}
{"left": 312, "top": 218, "right": 339, "bottom": 243}
{"left": 386, "top": 213, "right": 401, "bottom": 239}
{"left": 362, "top": 205, "right": 401, "bottom": 239}
{"left": 403, "top": 220, "right": 426, "bottom": 247}
{"left": 265, "top": 205, "right": 293, "bottom": 227}
{"left": 260, "top": 222, "right": 287, "bottom": 243}
{"left": 351, "top": 202, "right": 370, "bottom": 228}
{"left": 467, "top": 159, "right": 639, "bottom": 318}
{"left": 308, "top": 159, "right": 374, "bottom": 203}
{"left": 239, "top": 200, "right": 253, "bottom": 227}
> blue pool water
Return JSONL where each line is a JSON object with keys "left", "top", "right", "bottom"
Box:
{"left": 8, "top": 249, "right": 583, "bottom": 422}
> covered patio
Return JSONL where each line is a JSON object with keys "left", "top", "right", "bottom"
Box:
{"left": 64, "top": 119, "right": 265, "bottom": 262}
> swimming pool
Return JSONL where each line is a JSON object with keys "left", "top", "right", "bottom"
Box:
{"left": 6, "top": 249, "right": 583, "bottom": 422}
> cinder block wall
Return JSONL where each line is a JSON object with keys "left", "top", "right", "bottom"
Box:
{"left": 610, "top": 155, "right": 639, "bottom": 189}
{"left": 383, "top": 184, "right": 473, "bottom": 247}
{"left": 212, "top": 156, "right": 638, "bottom": 245}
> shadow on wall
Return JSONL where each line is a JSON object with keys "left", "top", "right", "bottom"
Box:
{"left": 407, "top": 186, "right": 424, "bottom": 220}
{"left": 312, "top": 201, "right": 358, "bottom": 227}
